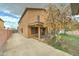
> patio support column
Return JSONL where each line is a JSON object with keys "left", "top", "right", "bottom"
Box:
{"left": 38, "top": 26, "right": 40, "bottom": 40}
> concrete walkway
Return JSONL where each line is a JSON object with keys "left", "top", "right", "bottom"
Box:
{"left": 3, "top": 33, "right": 71, "bottom": 56}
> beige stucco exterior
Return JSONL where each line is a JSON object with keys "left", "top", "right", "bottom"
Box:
{"left": 0, "top": 19, "right": 4, "bottom": 31}
{"left": 18, "top": 8, "right": 47, "bottom": 38}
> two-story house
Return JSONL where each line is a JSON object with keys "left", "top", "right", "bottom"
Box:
{"left": 18, "top": 8, "right": 47, "bottom": 39}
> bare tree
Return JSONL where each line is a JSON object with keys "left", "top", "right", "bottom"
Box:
{"left": 46, "top": 4, "right": 61, "bottom": 39}
{"left": 46, "top": 4, "right": 73, "bottom": 39}
{"left": 60, "top": 5, "right": 73, "bottom": 32}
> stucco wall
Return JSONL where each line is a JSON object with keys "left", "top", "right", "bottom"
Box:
{"left": 0, "top": 20, "right": 4, "bottom": 30}
{"left": 19, "top": 9, "right": 47, "bottom": 37}
{"left": 0, "top": 30, "right": 12, "bottom": 48}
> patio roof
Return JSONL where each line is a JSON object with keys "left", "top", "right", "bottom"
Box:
{"left": 28, "top": 22, "right": 44, "bottom": 27}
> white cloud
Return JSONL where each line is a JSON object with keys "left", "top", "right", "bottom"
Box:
{"left": 0, "top": 16, "right": 19, "bottom": 22}
{"left": 2, "top": 10, "right": 20, "bottom": 18}
{"left": 0, "top": 15, "right": 19, "bottom": 29}
{"left": 4, "top": 21, "right": 18, "bottom": 29}
{"left": 0, "top": 8, "right": 20, "bottom": 29}
{"left": 3, "top": 10, "right": 11, "bottom": 13}
{"left": 73, "top": 15, "right": 79, "bottom": 22}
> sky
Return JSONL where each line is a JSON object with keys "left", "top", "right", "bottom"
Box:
{"left": 0, "top": 3, "right": 48, "bottom": 16}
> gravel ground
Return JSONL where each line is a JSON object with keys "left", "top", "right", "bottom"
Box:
{"left": 1, "top": 33, "right": 71, "bottom": 56}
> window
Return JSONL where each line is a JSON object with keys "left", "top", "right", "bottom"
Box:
{"left": 31, "top": 27, "right": 38, "bottom": 34}
{"left": 40, "top": 28, "right": 45, "bottom": 35}
{"left": 36, "top": 15, "right": 40, "bottom": 22}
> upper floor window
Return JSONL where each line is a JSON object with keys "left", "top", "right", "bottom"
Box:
{"left": 36, "top": 15, "right": 40, "bottom": 22}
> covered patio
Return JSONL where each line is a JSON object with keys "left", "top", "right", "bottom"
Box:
{"left": 28, "top": 22, "right": 47, "bottom": 40}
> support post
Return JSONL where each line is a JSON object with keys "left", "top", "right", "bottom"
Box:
{"left": 38, "top": 26, "right": 40, "bottom": 40}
